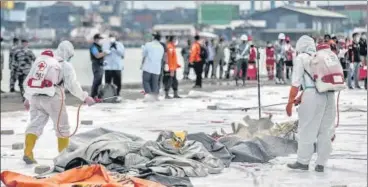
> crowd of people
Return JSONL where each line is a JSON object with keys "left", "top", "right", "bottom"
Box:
{"left": 0, "top": 30, "right": 366, "bottom": 102}
{"left": 10, "top": 32, "right": 366, "bottom": 169}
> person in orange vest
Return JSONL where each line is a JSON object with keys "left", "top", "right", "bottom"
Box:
{"left": 163, "top": 35, "right": 181, "bottom": 99}
{"left": 284, "top": 36, "right": 294, "bottom": 80}
{"left": 265, "top": 41, "right": 276, "bottom": 80}
{"left": 189, "top": 35, "right": 204, "bottom": 88}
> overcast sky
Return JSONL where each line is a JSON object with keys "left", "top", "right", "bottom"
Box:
{"left": 24, "top": 1, "right": 366, "bottom": 10}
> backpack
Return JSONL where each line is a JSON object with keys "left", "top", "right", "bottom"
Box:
{"left": 200, "top": 46, "right": 208, "bottom": 60}
{"left": 305, "top": 49, "right": 346, "bottom": 93}
{"left": 98, "top": 84, "right": 119, "bottom": 103}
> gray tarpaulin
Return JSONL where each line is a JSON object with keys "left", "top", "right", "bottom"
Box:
{"left": 187, "top": 132, "right": 234, "bottom": 167}
{"left": 188, "top": 133, "right": 297, "bottom": 164}
{"left": 218, "top": 135, "right": 297, "bottom": 163}
{"left": 54, "top": 128, "right": 225, "bottom": 187}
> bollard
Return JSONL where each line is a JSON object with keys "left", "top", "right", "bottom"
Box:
{"left": 81, "top": 120, "right": 93, "bottom": 125}
{"left": 1, "top": 130, "right": 15, "bottom": 135}
{"left": 34, "top": 165, "right": 51, "bottom": 174}
{"left": 12, "top": 143, "right": 24, "bottom": 150}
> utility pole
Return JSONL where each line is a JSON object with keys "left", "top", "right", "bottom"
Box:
{"left": 256, "top": 47, "right": 261, "bottom": 119}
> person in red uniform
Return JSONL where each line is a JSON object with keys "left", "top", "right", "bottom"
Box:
{"left": 248, "top": 36, "right": 256, "bottom": 63}
{"left": 265, "top": 41, "right": 276, "bottom": 80}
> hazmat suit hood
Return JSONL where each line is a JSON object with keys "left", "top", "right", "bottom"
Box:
{"left": 295, "top": 35, "right": 316, "bottom": 55}
{"left": 55, "top": 41, "right": 75, "bottom": 62}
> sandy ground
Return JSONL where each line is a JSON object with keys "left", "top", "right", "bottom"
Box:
{"left": 0, "top": 79, "right": 277, "bottom": 112}
{"left": 1, "top": 83, "right": 367, "bottom": 187}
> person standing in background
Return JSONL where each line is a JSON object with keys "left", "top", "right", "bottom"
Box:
{"left": 158, "top": 36, "right": 168, "bottom": 92}
{"left": 204, "top": 39, "right": 215, "bottom": 79}
{"left": 338, "top": 38, "right": 348, "bottom": 80}
{"left": 141, "top": 32, "right": 164, "bottom": 100}
{"left": 13, "top": 39, "right": 36, "bottom": 101}
{"left": 102, "top": 34, "right": 125, "bottom": 101}
{"left": 346, "top": 32, "right": 361, "bottom": 89}
{"left": 275, "top": 33, "right": 286, "bottom": 84}
{"left": 265, "top": 41, "right": 276, "bottom": 81}
{"left": 226, "top": 38, "right": 238, "bottom": 79}
{"left": 330, "top": 36, "right": 339, "bottom": 55}
{"left": 284, "top": 36, "right": 295, "bottom": 80}
{"left": 359, "top": 32, "right": 367, "bottom": 90}
{"left": 190, "top": 35, "right": 204, "bottom": 88}
{"left": 324, "top": 34, "right": 331, "bottom": 43}
{"left": 90, "top": 34, "right": 109, "bottom": 98}
{"left": 9, "top": 37, "right": 20, "bottom": 92}
{"left": 0, "top": 37, "right": 4, "bottom": 93}
{"left": 182, "top": 39, "right": 192, "bottom": 80}
{"left": 214, "top": 37, "right": 225, "bottom": 79}
{"left": 164, "top": 35, "right": 181, "bottom": 99}
{"left": 235, "top": 34, "right": 250, "bottom": 86}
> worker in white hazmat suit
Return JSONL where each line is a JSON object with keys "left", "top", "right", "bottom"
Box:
{"left": 285, "top": 35, "right": 336, "bottom": 172}
{"left": 22, "top": 41, "right": 95, "bottom": 164}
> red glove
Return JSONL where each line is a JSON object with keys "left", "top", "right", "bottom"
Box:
{"left": 294, "top": 92, "right": 304, "bottom": 106}
{"left": 286, "top": 86, "right": 299, "bottom": 117}
{"left": 286, "top": 103, "right": 293, "bottom": 117}
{"left": 84, "top": 96, "right": 96, "bottom": 106}
{"left": 24, "top": 100, "right": 30, "bottom": 111}
{"left": 94, "top": 97, "right": 103, "bottom": 103}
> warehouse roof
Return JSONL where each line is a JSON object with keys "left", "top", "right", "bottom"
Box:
{"left": 283, "top": 6, "right": 347, "bottom": 19}
{"left": 249, "top": 5, "right": 347, "bottom": 19}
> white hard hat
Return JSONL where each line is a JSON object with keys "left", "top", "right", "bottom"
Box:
{"left": 278, "top": 33, "right": 285, "bottom": 40}
{"left": 240, "top": 34, "right": 248, "bottom": 41}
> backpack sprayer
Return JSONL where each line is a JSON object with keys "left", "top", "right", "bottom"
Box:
{"left": 56, "top": 87, "right": 119, "bottom": 138}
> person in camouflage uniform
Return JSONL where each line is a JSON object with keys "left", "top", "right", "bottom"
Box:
{"left": 13, "top": 39, "right": 36, "bottom": 100}
{"left": 9, "top": 37, "right": 20, "bottom": 92}
{"left": 0, "top": 37, "right": 4, "bottom": 93}
{"left": 182, "top": 39, "right": 192, "bottom": 79}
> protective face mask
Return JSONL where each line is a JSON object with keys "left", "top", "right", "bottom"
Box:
{"left": 97, "top": 40, "right": 103, "bottom": 45}
{"left": 110, "top": 37, "right": 116, "bottom": 42}
{"left": 355, "top": 37, "right": 360, "bottom": 42}
{"left": 267, "top": 44, "right": 272, "bottom": 47}
{"left": 174, "top": 40, "right": 179, "bottom": 46}
{"left": 361, "top": 35, "right": 366, "bottom": 39}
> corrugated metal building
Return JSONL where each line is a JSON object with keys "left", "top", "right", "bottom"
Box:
{"left": 319, "top": 4, "right": 367, "bottom": 26}
{"left": 248, "top": 5, "right": 347, "bottom": 41}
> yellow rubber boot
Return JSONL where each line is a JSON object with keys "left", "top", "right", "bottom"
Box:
{"left": 23, "top": 134, "right": 38, "bottom": 164}
{"left": 58, "top": 137, "right": 69, "bottom": 153}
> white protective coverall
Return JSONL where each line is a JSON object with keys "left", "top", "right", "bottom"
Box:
{"left": 292, "top": 35, "right": 336, "bottom": 166}
{"left": 24, "top": 41, "right": 89, "bottom": 138}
